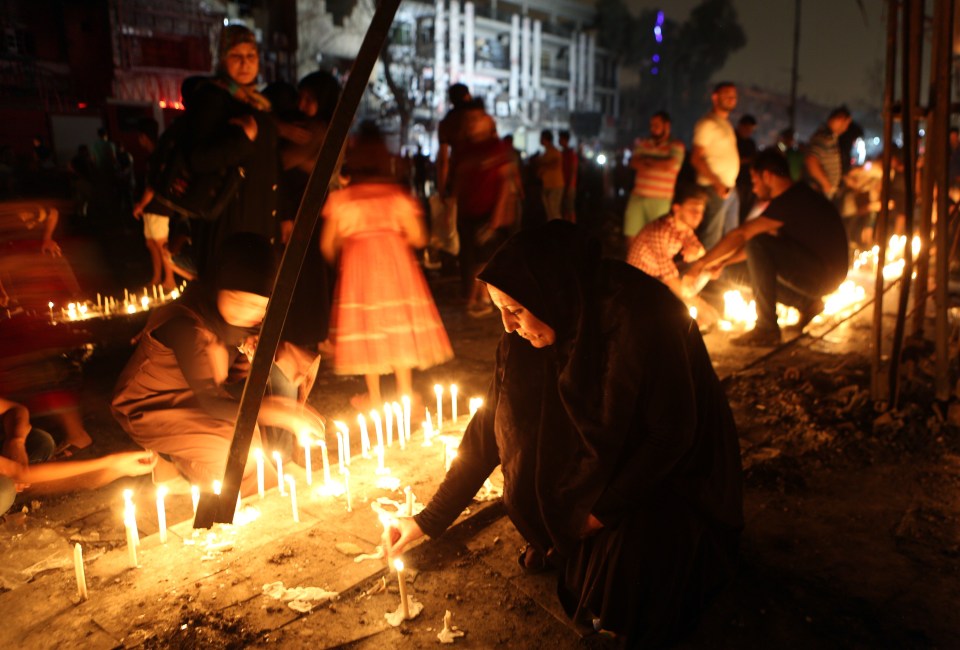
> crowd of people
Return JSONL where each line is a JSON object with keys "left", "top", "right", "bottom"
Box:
{"left": 0, "top": 21, "right": 903, "bottom": 648}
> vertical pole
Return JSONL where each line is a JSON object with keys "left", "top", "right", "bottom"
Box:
{"left": 934, "top": 0, "right": 955, "bottom": 401}
{"left": 449, "top": 0, "right": 460, "bottom": 84}
{"left": 435, "top": 0, "right": 447, "bottom": 118}
{"left": 587, "top": 33, "right": 596, "bottom": 111}
{"left": 789, "top": 0, "right": 801, "bottom": 131}
{"left": 464, "top": 2, "right": 475, "bottom": 90}
{"left": 521, "top": 16, "right": 531, "bottom": 121}
{"left": 532, "top": 20, "right": 542, "bottom": 123}
{"left": 510, "top": 15, "right": 520, "bottom": 116}
{"left": 568, "top": 32, "right": 577, "bottom": 112}
{"left": 871, "top": 0, "right": 899, "bottom": 405}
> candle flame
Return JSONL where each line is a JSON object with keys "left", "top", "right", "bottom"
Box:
{"left": 213, "top": 480, "right": 222, "bottom": 495}
{"left": 434, "top": 384, "right": 443, "bottom": 396}
{"left": 156, "top": 485, "right": 168, "bottom": 499}
{"left": 254, "top": 447, "right": 263, "bottom": 459}
{"left": 393, "top": 558, "right": 404, "bottom": 571}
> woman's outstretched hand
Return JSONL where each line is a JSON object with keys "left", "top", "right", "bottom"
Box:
{"left": 384, "top": 516, "right": 425, "bottom": 558}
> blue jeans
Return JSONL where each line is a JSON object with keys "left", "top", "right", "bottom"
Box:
{"left": 696, "top": 186, "right": 739, "bottom": 250}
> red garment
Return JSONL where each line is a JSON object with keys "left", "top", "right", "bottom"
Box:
{"left": 626, "top": 215, "right": 704, "bottom": 280}
{"left": 561, "top": 147, "right": 578, "bottom": 189}
{"left": 325, "top": 184, "right": 453, "bottom": 375}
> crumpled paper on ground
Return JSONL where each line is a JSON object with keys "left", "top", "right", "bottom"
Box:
{"left": 262, "top": 581, "right": 339, "bottom": 612}
{"left": 384, "top": 596, "right": 424, "bottom": 626}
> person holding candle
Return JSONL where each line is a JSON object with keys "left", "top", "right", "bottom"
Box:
{"left": 112, "top": 234, "right": 323, "bottom": 495}
{"left": 321, "top": 122, "right": 453, "bottom": 413}
{"left": 385, "top": 221, "right": 743, "bottom": 647}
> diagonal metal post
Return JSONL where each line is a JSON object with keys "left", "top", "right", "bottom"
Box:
{"left": 194, "top": 0, "right": 402, "bottom": 528}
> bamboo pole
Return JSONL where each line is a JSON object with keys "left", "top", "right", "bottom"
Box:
{"left": 933, "top": 0, "right": 955, "bottom": 401}
{"left": 194, "top": 0, "right": 403, "bottom": 528}
{"left": 871, "top": 0, "right": 900, "bottom": 406}
{"left": 888, "top": 0, "right": 924, "bottom": 410}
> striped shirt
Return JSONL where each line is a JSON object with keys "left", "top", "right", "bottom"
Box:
{"left": 804, "top": 126, "right": 842, "bottom": 196}
{"left": 630, "top": 137, "right": 685, "bottom": 199}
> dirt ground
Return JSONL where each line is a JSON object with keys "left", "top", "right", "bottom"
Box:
{"left": 2, "top": 254, "right": 959, "bottom": 648}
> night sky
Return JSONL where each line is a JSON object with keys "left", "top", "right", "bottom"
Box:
{"left": 625, "top": 0, "right": 887, "bottom": 109}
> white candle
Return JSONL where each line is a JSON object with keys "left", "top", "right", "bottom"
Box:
{"left": 384, "top": 403, "right": 393, "bottom": 447}
{"left": 73, "top": 542, "right": 88, "bottom": 600}
{"left": 254, "top": 448, "right": 265, "bottom": 499}
{"left": 286, "top": 475, "right": 299, "bottom": 523}
{"left": 376, "top": 443, "right": 386, "bottom": 474}
{"left": 319, "top": 440, "right": 332, "bottom": 486}
{"left": 450, "top": 384, "right": 458, "bottom": 423}
{"left": 426, "top": 408, "right": 434, "bottom": 442}
{"left": 301, "top": 434, "right": 313, "bottom": 486}
{"left": 469, "top": 397, "right": 483, "bottom": 417}
{"left": 422, "top": 420, "right": 433, "bottom": 446}
{"left": 273, "top": 451, "right": 286, "bottom": 496}
{"left": 402, "top": 396, "right": 411, "bottom": 443}
{"left": 371, "top": 410, "right": 384, "bottom": 451}
{"left": 122, "top": 491, "right": 138, "bottom": 568}
{"left": 335, "top": 430, "right": 345, "bottom": 473}
{"left": 96, "top": 293, "right": 102, "bottom": 309}
{"left": 48, "top": 301, "right": 54, "bottom": 319}
{"left": 393, "top": 403, "right": 405, "bottom": 450}
{"left": 191, "top": 485, "right": 199, "bottom": 515}
{"left": 335, "top": 421, "right": 351, "bottom": 466}
{"left": 394, "top": 559, "right": 410, "bottom": 620}
{"left": 152, "top": 285, "right": 158, "bottom": 301}
{"left": 156, "top": 485, "right": 168, "bottom": 544}
{"left": 140, "top": 296, "right": 149, "bottom": 310}
{"left": 358, "top": 414, "right": 371, "bottom": 458}
{"left": 159, "top": 285, "right": 165, "bottom": 301}
{"left": 212, "top": 480, "right": 221, "bottom": 495}
{"left": 344, "top": 468, "right": 352, "bottom": 512}
{"left": 434, "top": 384, "right": 443, "bottom": 432}
{"left": 124, "top": 288, "right": 129, "bottom": 303}
{"left": 405, "top": 485, "right": 414, "bottom": 516}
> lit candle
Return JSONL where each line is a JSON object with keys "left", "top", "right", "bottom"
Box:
{"left": 422, "top": 420, "right": 433, "bottom": 446}
{"left": 159, "top": 285, "right": 165, "bottom": 301}
{"left": 426, "top": 408, "right": 434, "bottom": 441}
{"left": 286, "top": 475, "right": 299, "bottom": 523}
{"left": 376, "top": 443, "right": 386, "bottom": 474}
{"left": 394, "top": 558, "right": 410, "bottom": 620}
{"left": 335, "top": 421, "right": 351, "bottom": 466}
{"left": 122, "top": 490, "right": 138, "bottom": 568}
{"left": 358, "top": 414, "right": 371, "bottom": 458}
{"left": 393, "top": 403, "right": 405, "bottom": 450}
{"left": 143, "top": 287, "right": 148, "bottom": 300}
{"left": 371, "top": 410, "right": 384, "bottom": 451}
{"left": 450, "top": 384, "right": 458, "bottom": 423}
{"left": 469, "top": 398, "right": 483, "bottom": 417}
{"left": 156, "top": 485, "right": 168, "bottom": 544}
{"left": 301, "top": 434, "right": 313, "bottom": 486}
{"left": 140, "top": 296, "right": 149, "bottom": 310}
{"left": 124, "top": 288, "right": 129, "bottom": 303}
{"left": 384, "top": 403, "right": 394, "bottom": 447}
{"left": 319, "top": 440, "right": 332, "bottom": 486}
{"left": 48, "top": 301, "right": 53, "bottom": 319}
{"left": 273, "top": 451, "right": 286, "bottom": 496}
{"left": 405, "top": 485, "right": 414, "bottom": 516}
{"left": 402, "top": 396, "right": 411, "bottom": 443}
{"left": 212, "top": 480, "right": 221, "bottom": 495}
{"left": 73, "top": 542, "right": 88, "bottom": 601}
{"left": 191, "top": 485, "right": 199, "bottom": 515}
{"left": 434, "top": 384, "right": 443, "bottom": 432}
{"left": 96, "top": 293, "right": 102, "bottom": 310}
{"left": 126, "top": 303, "right": 136, "bottom": 314}
{"left": 170, "top": 289, "right": 179, "bottom": 300}
{"left": 335, "top": 429, "right": 345, "bottom": 473}
{"left": 254, "top": 448, "right": 265, "bottom": 499}
{"left": 344, "top": 468, "right": 352, "bottom": 511}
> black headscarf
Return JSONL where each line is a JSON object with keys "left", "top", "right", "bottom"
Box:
{"left": 177, "top": 232, "right": 278, "bottom": 347}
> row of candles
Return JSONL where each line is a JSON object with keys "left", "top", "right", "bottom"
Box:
{"left": 51, "top": 282, "right": 187, "bottom": 323}
{"left": 72, "top": 384, "right": 481, "bottom": 610}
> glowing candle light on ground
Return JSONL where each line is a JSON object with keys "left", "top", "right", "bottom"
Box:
{"left": 405, "top": 486, "right": 414, "bottom": 516}
{"left": 335, "top": 430, "right": 345, "bottom": 473}
{"left": 191, "top": 485, "right": 199, "bottom": 515}
{"left": 358, "top": 414, "right": 371, "bottom": 458}
{"left": 254, "top": 448, "right": 265, "bottom": 499}
{"left": 48, "top": 301, "right": 54, "bottom": 319}
{"left": 301, "top": 433, "right": 313, "bottom": 486}
{"left": 394, "top": 559, "right": 410, "bottom": 620}
{"left": 393, "top": 403, "right": 405, "bottom": 450}
{"left": 371, "top": 410, "right": 384, "bottom": 451}
{"left": 73, "top": 543, "right": 88, "bottom": 600}
{"left": 319, "top": 440, "right": 332, "bottom": 485}
{"left": 450, "top": 384, "right": 458, "bottom": 423}
{"left": 422, "top": 419, "right": 433, "bottom": 446}
{"left": 156, "top": 485, "right": 168, "bottom": 544}
{"left": 434, "top": 384, "right": 443, "bottom": 432}
{"left": 384, "top": 403, "right": 394, "bottom": 447}
{"left": 286, "top": 475, "right": 299, "bottom": 523}
{"left": 335, "top": 421, "right": 351, "bottom": 466}
{"left": 273, "top": 451, "right": 286, "bottom": 496}
{"left": 402, "top": 396, "right": 411, "bottom": 443}
{"left": 122, "top": 490, "right": 138, "bottom": 568}
{"left": 97, "top": 293, "right": 102, "bottom": 309}
{"left": 426, "top": 408, "right": 434, "bottom": 438}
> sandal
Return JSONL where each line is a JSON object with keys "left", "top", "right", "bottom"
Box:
{"left": 517, "top": 544, "right": 551, "bottom": 575}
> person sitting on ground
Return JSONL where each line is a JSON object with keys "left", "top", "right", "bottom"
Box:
{"left": 1, "top": 396, "right": 157, "bottom": 514}
{"left": 626, "top": 184, "right": 720, "bottom": 328}
{"left": 385, "top": 221, "right": 743, "bottom": 648}
{"left": 112, "top": 233, "right": 323, "bottom": 494}
{"left": 687, "top": 148, "right": 849, "bottom": 347}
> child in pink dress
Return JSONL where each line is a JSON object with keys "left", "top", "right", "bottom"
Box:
{"left": 321, "top": 123, "right": 453, "bottom": 409}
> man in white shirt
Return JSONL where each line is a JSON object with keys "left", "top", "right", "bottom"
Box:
{"left": 691, "top": 82, "right": 740, "bottom": 250}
